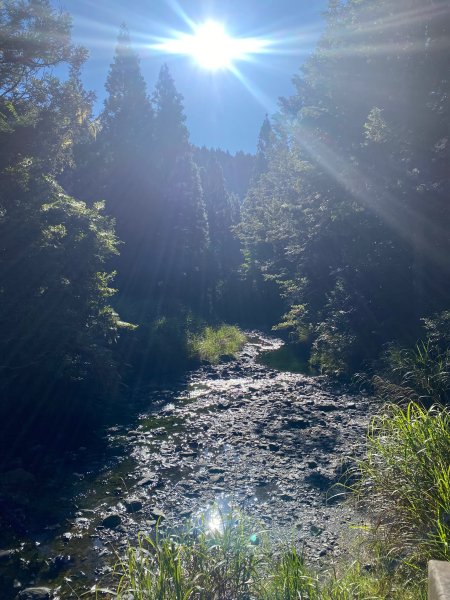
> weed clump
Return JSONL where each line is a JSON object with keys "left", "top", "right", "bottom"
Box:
{"left": 354, "top": 401, "right": 450, "bottom": 567}
{"left": 189, "top": 325, "right": 246, "bottom": 364}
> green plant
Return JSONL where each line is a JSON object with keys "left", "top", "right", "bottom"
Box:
{"left": 114, "top": 507, "right": 426, "bottom": 599}
{"left": 383, "top": 342, "right": 450, "bottom": 404}
{"left": 353, "top": 402, "right": 450, "bottom": 567}
{"left": 188, "top": 325, "right": 246, "bottom": 364}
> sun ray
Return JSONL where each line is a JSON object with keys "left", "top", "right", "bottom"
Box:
{"left": 151, "top": 20, "right": 271, "bottom": 71}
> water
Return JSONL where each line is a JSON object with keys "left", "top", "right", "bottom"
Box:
{"left": 258, "top": 343, "right": 315, "bottom": 374}
{"left": 0, "top": 332, "right": 368, "bottom": 598}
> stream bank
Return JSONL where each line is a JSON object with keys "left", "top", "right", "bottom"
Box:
{"left": 0, "top": 333, "right": 372, "bottom": 599}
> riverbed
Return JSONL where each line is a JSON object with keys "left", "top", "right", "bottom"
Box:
{"left": 0, "top": 333, "right": 372, "bottom": 599}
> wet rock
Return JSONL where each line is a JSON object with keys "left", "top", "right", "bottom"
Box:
{"left": 125, "top": 498, "right": 143, "bottom": 513}
{"left": 209, "top": 474, "right": 224, "bottom": 484}
{"left": 102, "top": 514, "right": 122, "bottom": 529}
{"left": 150, "top": 507, "right": 166, "bottom": 520}
{"left": 138, "top": 473, "right": 158, "bottom": 487}
{"left": 286, "top": 417, "right": 309, "bottom": 429}
{"left": 0, "top": 548, "right": 18, "bottom": 561}
{"left": 16, "top": 588, "right": 51, "bottom": 600}
{"left": 317, "top": 403, "right": 338, "bottom": 412}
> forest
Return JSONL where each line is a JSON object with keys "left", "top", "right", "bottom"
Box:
{"left": 0, "top": 1, "right": 449, "bottom": 599}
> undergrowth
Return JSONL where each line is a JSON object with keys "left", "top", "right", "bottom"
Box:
{"left": 188, "top": 325, "right": 246, "bottom": 364}
{"left": 352, "top": 401, "right": 450, "bottom": 568}
{"left": 113, "top": 508, "right": 425, "bottom": 599}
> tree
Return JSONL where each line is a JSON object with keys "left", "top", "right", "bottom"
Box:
{"left": 253, "top": 114, "right": 274, "bottom": 178}
{"left": 152, "top": 63, "right": 189, "bottom": 174}
{"left": 0, "top": 0, "right": 126, "bottom": 434}
{"left": 150, "top": 64, "right": 209, "bottom": 309}
{"left": 240, "top": 0, "right": 450, "bottom": 374}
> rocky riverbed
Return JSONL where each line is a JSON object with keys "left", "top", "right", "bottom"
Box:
{"left": 0, "top": 333, "right": 373, "bottom": 599}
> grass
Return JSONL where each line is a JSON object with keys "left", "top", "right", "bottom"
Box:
{"left": 188, "top": 325, "right": 246, "bottom": 364}
{"left": 113, "top": 508, "right": 425, "bottom": 599}
{"left": 382, "top": 342, "right": 450, "bottom": 404}
{"left": 352, "top": 401, "right": 450, "bottom": 568}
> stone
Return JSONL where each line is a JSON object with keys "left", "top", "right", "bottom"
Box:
{"left": 0, "top": 548, "right": 17, "bottom": 561}
{"left": 286, "top": 417, "right": 309, "bottom": 429}
{"left": 17, "top": 588, "right": 51, "bottom": 600}
{"left": 209, "top": 474, "right": 224, "bottom": 484}
{"left": 150, "top": 507, "right": 166, "bottom": 520}
{"left": 125, "top": 498, "right": 143, "bottom": 513}
{"left": 137, "top": 473, "right": 158, "bottom": 487}
{"left": 101, "top": 514, "right": 122, "bottom": 529}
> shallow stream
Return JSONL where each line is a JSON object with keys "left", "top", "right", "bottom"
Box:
{"left": 0, "top": 333, "right": 371, "bottom": 599}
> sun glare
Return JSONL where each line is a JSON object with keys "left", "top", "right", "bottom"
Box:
{"left": 191, "top": 21, "right": 234, "bottom": 70}
{"left": 154, "top": 20, "right": 269, "bottom": 71}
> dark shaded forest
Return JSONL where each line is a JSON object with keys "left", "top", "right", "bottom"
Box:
{"left": 1, "top": 0, "right": 449, "bottom": 456}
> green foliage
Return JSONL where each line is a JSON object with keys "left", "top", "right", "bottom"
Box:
{"left": 114, "top": 509, "right": 425, "bottom": 599}
{"left": 0, "top": 165, "right": 124, "bottom": 394}
{"left": 353, "top": 402, "right": 450, "bottom": 567}
{"left": 379, "top": 310, "right": 450, "bottom": 404}
{"left": 0, "top": 0, "right": 81, "bottom": 102}
{"left": 0, "top": 2, "right": 128, "bottom": 438}
{"left": 188, "top": 325, "right": 246, "bottom": 364}
{"left": 239, "top": 0, "right": 450, "bottom": 374}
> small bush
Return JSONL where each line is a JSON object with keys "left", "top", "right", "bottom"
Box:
{"left": 353, "top": 402, "right": 450, "bottom": 567}
{"left": 188, "top": 325, "right": 246, "bottom": 364}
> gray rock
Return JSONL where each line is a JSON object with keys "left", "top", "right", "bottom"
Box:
{"left": 102, "top": 514, "right": 122, "bottom": 529}
{"left": 17, "top": 588, "right": 51, "bottom": 600}
{"left": 137, "top": 475, "right": 157, "bottom": 487}
{"left": 150, "top": 507, "right": 166, "bottom": 520}
{"left": 209, "top": 474, "right": 224, "bottom": 484}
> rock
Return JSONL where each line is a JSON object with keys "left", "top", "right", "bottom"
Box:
{"left": 0, "top": 548, "right": 18, "bottom": 561}
{"left": 317, "top": 403, "right": 338, "bottom": 412}
{"left": 17, "top": 588, "right": 51, "bottom": 600}
{"left": 137, "top": 475, "right": 157, "bottom": 487}
{"left": 125, "top": 498, "right": 143, "bottom": 513}
{"left": 150, "top": 507, "right": 166, "bottom": 520}
{"left": 280, "top": 493, "right": 295, "bottom": 501}
{"left": 102, "top": 514, "right": 122, "bottom": 529}
{"left": 209, "top": 474, "right": 224, "bottom": 484}
{"left": 286, "top": 417, "right": 309, "bottom": 429}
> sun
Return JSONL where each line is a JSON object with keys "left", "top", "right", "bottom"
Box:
{"left": 154, "top": 21, "right": 269, "bottom": 72}
{"left": 190, "top": 21, "right": 235, "bottom": 70}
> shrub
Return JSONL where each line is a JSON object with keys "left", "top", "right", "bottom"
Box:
{"left": 188, "top": 325, "right": 246, "bottom": 364}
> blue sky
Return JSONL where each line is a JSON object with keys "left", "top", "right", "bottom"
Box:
{"left": 59, "top": 0, "right": 328, "bottom": 153}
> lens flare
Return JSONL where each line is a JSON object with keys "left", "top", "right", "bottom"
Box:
{"left": 153, "top": 20, "right": 269, "bottom": 71}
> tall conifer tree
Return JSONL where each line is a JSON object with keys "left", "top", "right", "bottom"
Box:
{"left": 151, "top": 64, "right": 208, "bottom": 308}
